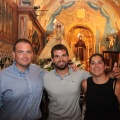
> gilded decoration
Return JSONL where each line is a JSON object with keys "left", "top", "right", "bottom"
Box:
{"left": 55, "top": 1, "right": 106, "bottom": 38}
{"left": 44, "top": 1, "right": 119, "bottom": 40}
{"left": 76, "top": 8, "right": 86, "bottom": 19}
{"left": 113, "top": 0, "right": 120, "bottom": 6}
{"left": 55, "top": 1, "right": 106, "bottom": 61}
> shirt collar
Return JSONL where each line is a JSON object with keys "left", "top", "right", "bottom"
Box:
{"left": 54, "top": 66, "right": 72, "bottom": 76}
{"left": 12, "top": 61, "right": 30, "bottom": 74}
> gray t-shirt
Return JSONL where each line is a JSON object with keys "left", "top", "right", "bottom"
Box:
{"left": 43, "top": 68, "right": 90, "bottom": 120}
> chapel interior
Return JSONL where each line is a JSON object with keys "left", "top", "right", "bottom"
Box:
{"left": 0, "top": 0, "right": 120, "bottom": 119}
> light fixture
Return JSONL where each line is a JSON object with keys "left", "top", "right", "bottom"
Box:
{"left": 34, "top": 6, "right": 40, "bottom": 10}
{"left": 33, "top": 5, "right": 48, "bottom": 18}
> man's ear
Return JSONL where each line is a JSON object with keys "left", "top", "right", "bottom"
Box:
{"left": 51, "top": 58, "right": 53, "bottom": 63}
{"left": 31, "top": 51, "right": 33, "bottom": 58}
{"left": 12, "top": 51, "right": 15, "bottom": 59}
{"left": 104, "top": 65, "right": 107, "bottom": 70}
{"left": 68, "top": 56, "right": 70, "bottom": 61}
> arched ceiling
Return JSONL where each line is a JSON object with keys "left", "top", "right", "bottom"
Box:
{"left": 34, "top": 0, "right": 120, "bottom": 31}
{"left": 33, "top": 0, "right": 120, "bottom": 59}
{"left": 1, "top": 0, "right": 120, "bottom": 58}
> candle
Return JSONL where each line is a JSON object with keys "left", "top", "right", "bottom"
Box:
{"left": 94, "top": 42, "right": 95, "bottom": 53}
{"left": 99, "top": 43, "right": 100, "bottom": 53}
{"left": 88, "top": 43, "right": 89, "bottom": 58}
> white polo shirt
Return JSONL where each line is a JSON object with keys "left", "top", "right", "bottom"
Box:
{"left": 43, "top": 68, "right": 90, "bottom": 120}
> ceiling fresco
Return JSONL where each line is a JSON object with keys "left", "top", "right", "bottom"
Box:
{"left": 34, "top": 0, "right": 120, "bottom": 29}
{"left": 33, "top": 0, "right": 120, "bottom": 63}
{"left": 34, "top": 1, "right": 120, "bottom": 44}
{"left": 1, "top": 0, "right": 120, "bottom": 57}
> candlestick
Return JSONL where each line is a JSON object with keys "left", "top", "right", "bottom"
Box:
{"left": 88, "top": 43, "right": 89, "bottom": 58}
{"left": 99, "top": 43, "right": 100, "bottom": 53}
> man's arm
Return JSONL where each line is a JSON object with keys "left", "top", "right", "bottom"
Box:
{"left": 115, "top": 80, "right": 120, "bottom": 104}
{"left": 107, "top": 62, "right": 120, "bottom": 79}
{"left": 113, "top": 62, "right": 120, "bottom": 79}
{"left": 69, "top": 62, "right": 78, "bottom": 72}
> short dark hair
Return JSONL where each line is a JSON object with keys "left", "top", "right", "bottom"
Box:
{"left": 89, "top": 53, "right": 105, "bottom": 64}
{"left": 13, "top": 38, "right": 32, "bottom": 52}
{"left": 51, "top": 44, "right": 69, "bottom": 58}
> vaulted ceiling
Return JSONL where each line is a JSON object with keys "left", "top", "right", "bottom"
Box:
{"left": 1, "top": 0, "right": 120, "bottom": 55}
{"left": 34, "top": 0, "right": 120, "bottom": 60}
{"left": 34, "top": 0, "right": 120, "bottom": 31}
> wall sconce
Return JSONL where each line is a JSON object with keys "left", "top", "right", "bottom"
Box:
{"left": 33, "top": 5, "right": 48, "bottom": 18}
{"left": 34, "top": 6, "right": 40, "bottom": 10}
{"left": 35, "top": 10, "right": 48, "bottom": 19}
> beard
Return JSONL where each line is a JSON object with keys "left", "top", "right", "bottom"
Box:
{"left": 54, "top": 61, "right": 69, "bottom": 70}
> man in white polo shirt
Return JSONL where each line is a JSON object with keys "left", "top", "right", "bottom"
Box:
{"left": 43, "top": 44, "right": 90, "bottom": 120}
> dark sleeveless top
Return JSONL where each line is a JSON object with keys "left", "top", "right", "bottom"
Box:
{"left": 84, "top": 77, "right": 120, "bottom": 120}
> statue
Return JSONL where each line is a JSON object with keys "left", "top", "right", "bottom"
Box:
{"left": 106, "top": 36, "right": 116, "bottom": 48}
{"left": 39, "top": 20, "right": 75, "bottom": 60}
{"left": 75, "top": 33, "right": 86, "bottom": 60}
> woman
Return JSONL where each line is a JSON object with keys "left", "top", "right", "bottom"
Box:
{"left": 81, "top": 53, "right": 120, "bottom": 120}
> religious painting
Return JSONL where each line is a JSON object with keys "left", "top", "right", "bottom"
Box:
{"left": 32, "top": 30, "right": 40, "bottom": 55}
{"left": 19, "top": 15, "right": 27, "bottom": 38}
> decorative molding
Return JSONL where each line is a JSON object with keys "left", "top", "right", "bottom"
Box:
{"left": 0, "top": 0, "right": 18, "bottom": 44}
{"left": 18, "top": 6, "right": 44, "bottom": 34}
